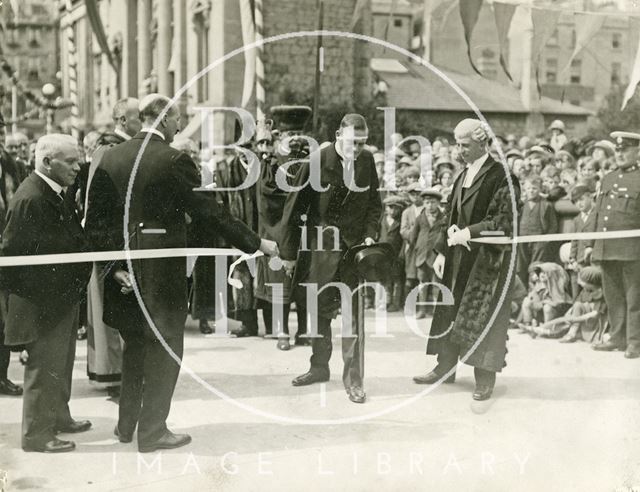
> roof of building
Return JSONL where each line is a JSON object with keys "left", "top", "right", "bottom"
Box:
{"left": 373, "top": 59, "right": 593, "bottom": 116}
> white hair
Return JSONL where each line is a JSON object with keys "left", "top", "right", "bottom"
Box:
{"left": 35, "top": 134, "right": 78, "bottom": 171}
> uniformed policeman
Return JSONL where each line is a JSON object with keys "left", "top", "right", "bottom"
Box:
{"left": 591, "top": 131, "right": 640, "bottom": 359}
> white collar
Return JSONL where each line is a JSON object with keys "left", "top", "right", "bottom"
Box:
{"left": 140, "top": 128, "right": 166, "bottom": 140}
{"left": 114, "top": 128, "right": 132, "bottom": 141}
{"left": 35, "top": 169, "right": 64, "bottom": 194}
{"left": 462, "top": 153, "right": 489, "bottom": 188}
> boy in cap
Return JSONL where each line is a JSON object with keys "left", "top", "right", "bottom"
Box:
{"left": 401, "top": 182, "right": 424, "bottom": 310}
{"left": 380, "top": 195, "right": 406, "bottom": 312}
{"left": 410, "top": 188, "right": 444, "bottom": 319}
{"left": 517, "top": 175, "right": 558, "bottom": 285}
{"left": 567, "top": 181, "right": 596, "bottom": 295}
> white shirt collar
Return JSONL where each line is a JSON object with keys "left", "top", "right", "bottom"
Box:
{"left": 462, "top": 153, "right": 489, "bottom": 188}
{"left": 35, "top": 169, "right": 64, "bottom": 194}
{"left": 114, "top": 128, "right": 132, "bottom": 141}
{"left": 140, "top": 128, "right": 166, "bottom": 140}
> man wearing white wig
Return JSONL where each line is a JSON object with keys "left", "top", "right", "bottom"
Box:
{"left": 413, "top": 118, "right": 520, "bottom": 401}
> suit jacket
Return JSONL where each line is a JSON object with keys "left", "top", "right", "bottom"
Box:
{"left": 278, "top": 143, "right": 382, "bottom": 314}
{"left": 411, "top": 208, "right": 444, "bottom": 268}
{"left": 570, "top": 208, "right": 596, "bottom": 264}
{"left": 279, "top": 143, "right": 382, "bottom": 261}
{"left": 85, "top": 131, "right": 261, "bottom": 339}
{"left": 1, "top": 173, "right": 91, "bottom": 345}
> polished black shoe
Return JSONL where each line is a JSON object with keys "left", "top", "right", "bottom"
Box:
{"left": 294, "top": 336, "right": 311, "bottom": 346}
{"left": 24, "top": 438, "right": 75, "bottom": 453}
{"left": 347, "top": 386, "right": 366, "bottom": 404}
{"left": 413, "top": 371, "right": 456, "bottom": 385}
{"left": 472, "top": 385, "right": 494, "bottom": 401}
{"left": 231, "top": 325, "right": 257, "bottom": 338}
{"left": 592, "top": 341, "right": 626, "bottom": 352}
{"left": 114, "top": 425, "right": 133, "bottom": 443}
{"left": 56, "top": 419, "right": 92, "bottom": 434}
{"left": 0, "top": 377, "right": 23, "bottom": 396}
{"left": 624, "top": 348, "right": 640, "bottom": 359}
{"left": 291, "top": 369, "right": 330, "bottom": 386}
{"left": 138, "top": 430, "right": 192, "bottom": 453}
{"left": 107, "top": 386, "right": 120, "bottom": 399}
{"left": 199, "top": 320, "right": 214, "bottom": 335}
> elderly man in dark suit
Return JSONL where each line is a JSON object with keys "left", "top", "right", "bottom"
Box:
{"left": 85, "top": 94, "right": 278, "bottom": 453}
{"left": 413, "top": 119, "right": 520, "bottom": 401}
{"left": 279, "top": 113, "right": 382, "bottom": 404}
{"left": 2, "top": 133, "right": 92, "bottom": 453}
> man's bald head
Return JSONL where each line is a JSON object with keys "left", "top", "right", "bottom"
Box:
{"left": 112, "top": 97, "right": 142, "bottom": 137}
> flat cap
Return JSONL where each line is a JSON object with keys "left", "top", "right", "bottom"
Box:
{"left": 383, "top": 195, "right": 407, "bottom": 207}
{"left": 420, "top": 188, "right": 442, "bottom": 200}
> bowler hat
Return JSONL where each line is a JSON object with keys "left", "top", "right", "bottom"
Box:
{"left": 345, "top": 242, "right": 395, "bottom": 283}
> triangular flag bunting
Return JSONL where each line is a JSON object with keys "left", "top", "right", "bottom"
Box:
{"left": 622, "top": 28, "right": 640, "bottom": 110}
{"left": 530, "top": 7, "right": 560, "bottom": 64}
{"left": 493, "top": 1, "right": 517, "bottom": 81}
{"left": 459, "top": 0, "right": 484, "bottom": 76}
{"left": 560, "top": 12, "right": 605, "bottom": 75}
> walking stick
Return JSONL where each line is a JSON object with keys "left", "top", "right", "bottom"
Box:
{"left": 357, "top": 280, "right": 366, "bottom": 385}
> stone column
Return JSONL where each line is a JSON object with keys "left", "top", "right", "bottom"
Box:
{"left": 157, "top": 0, "right": 173, "bottom": 96}
{"left": 137, "top": 0, "right": 152, "bottom": 95}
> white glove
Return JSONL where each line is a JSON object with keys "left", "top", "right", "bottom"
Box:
{"left": 447, "top": 227, "right": 471, "bottom": 250}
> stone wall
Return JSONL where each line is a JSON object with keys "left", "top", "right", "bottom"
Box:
{"left": 262, "top": 0, "right": 372, "bottom": 113}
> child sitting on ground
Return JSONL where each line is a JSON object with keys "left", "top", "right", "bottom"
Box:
{"left": 539, "top": 266, "right": 607, "bottom": 343}
{"left": 519, "top": 262, "right": 573, "bottom": 337}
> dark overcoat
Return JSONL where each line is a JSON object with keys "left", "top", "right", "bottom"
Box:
{"left": 427, "top": 155, "right": 520, "bottom": 372}
{"left": 279, "top": 143, "right": 382, "bottom": 318}
{"left": 85, "top": 132, "right": 261, "bottom": 340}
{"left": 1, "top": 173, "right": 92, "bottom": 345}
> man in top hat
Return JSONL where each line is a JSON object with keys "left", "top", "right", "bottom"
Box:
{"left": 413, "top": 118, "right": 520, "bottom": 401}
{"left": 591, "top": 131, "right": 640, "bottom": 359}
{"left": 279, "top": 113, "right": 382, "bottom": 404}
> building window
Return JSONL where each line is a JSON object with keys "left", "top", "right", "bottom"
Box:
{"left": 28, "top": 27, "right": 40, "bottom": 47}
{"left": 612, "top": 32, "right": 621, "bottom": 49}
{"left": 611, "top": 62, "right": 621, "bottom": 85}
{"left": 547, "top": 29, "right": 559, "bottom": 46}
{"left": 27, "top": 59, "right": 39, "bottom": 82}
{"left": 546, "top": 58, "right": 557, "bottom": 83}
{"left": 394, "top": 18, "right": 403, "bottom": 28}
{"left": 570, "top": 58, "right": 581, "bottom": 84}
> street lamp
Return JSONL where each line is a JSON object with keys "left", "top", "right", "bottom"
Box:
{"left": 42, "top": 83, "right": 56, "bottom": 134}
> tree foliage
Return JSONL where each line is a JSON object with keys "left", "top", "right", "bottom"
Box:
{"left": 596, "top": 84, "right": 640, "bottom": 137}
